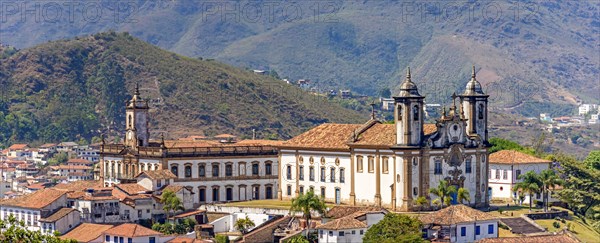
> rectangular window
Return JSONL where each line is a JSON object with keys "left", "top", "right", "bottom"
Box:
{"left": 265, "top": 163, "right": 272, "bottom": 175}
{"left": 299, "top": 186, "right": 304, "bottom": 194}
{"left": 309, "top": 166, "right": 315, "bottom": 181}
{"left": 106, "top": 236, "right": 110, "bottom": 242}
{"left": 476, "top": 225, "right": 481, "bottom": 235}
{"left": 488, "top": 224, "right": 494, "bottom": 234}
{"left": 382, "top": 157, "right": 389, "bottom": 173}
{"left": 321, "top": 187, "right": 325, "bottom": 198}
{"left": 503, "top": 170, "right": 508, "bottom": 180}
{"left": 330, "top": 168, "right": 335, "bottom": 182}
{"left": 515, "top": 169, "right": 521, "bottom": 179}
{"left": 287, "top": 185, "right": 291, "bottom": 196}
{"left": 149, "top": 237, "right": 156, "bottom": 243}
{"left": 340, "top": 168, "right": 345, "bottom": 183}
{"left": 465, "top": 159, "right": 472, "bottom": 174}
{"left": 339, "top": 231, "right": 345, "bottom": 236}
{"left": 329, "top": 231, "right": 333, "bottom": 236}
{"left": 320, "top": 167, "right": 326, "bottom": 182}
{"left": 226, "top": 164, "right": 233, "bottom": 177}
{"left": 252, "top": 164, "right": 259, "bottom": 175}
{"left": 239, "top": 164, "right": 246, "bottom": 176}
{"left": 212, "top": 165, "right": 219, "bottom": 177}
{"left": 434, "top": 160, "right": 442, "bottom": 174}
{"left": 286, "top": 165, "right": 292, "bottom": 180}
{"left": 460, "top": 227, "right": 466, "bottom": 236}
{"left": 357, "top": 156, "right": 363, "bottom": 172}
{"left": 128, "top": 238, "right": 132, "bottom": 243}
{"left": 368, "top": 156, "right": 374, "bottom": 173}
{"left": 360, "top": 230, "right": 364, "bottom": 235}
{"left": 495, "top": 169, "right": 500, "bottom": 179}
{"left": 299, "top": 166, "right": 304, "bottom": 180}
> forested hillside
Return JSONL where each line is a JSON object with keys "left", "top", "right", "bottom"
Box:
{"left": 0, "top": 32, "right": 364, "bottom": 145}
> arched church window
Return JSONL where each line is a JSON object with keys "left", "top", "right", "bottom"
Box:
{"left": 397, "top": 105, "right": 402, "bottom": 121}
{"left": 171, "top": 165, "right": 178, "bottom": 177}
{"left": 478, "top": 104, "right": 484, "bottom": 119}
{"left": 413, "top": 105, "right": 419, "bottom": 121}
{"left": 128, "top": 115, "right": 132, "bottom": 128}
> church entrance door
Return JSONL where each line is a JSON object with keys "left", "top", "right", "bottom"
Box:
{"left": 451, "top": 185, "right": 459, "bottom": 204}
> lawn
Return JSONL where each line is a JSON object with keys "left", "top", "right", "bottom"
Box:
{"left": 219, "top": 199, "right": 335, "bottom": 210}
{"left": 487, "top": 205, "right": 536, "bottom": 218}
{"left": 535, "top": 214, "right": 600, "bottom": 243}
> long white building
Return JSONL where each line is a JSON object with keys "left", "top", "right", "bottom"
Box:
{"left": 278, "top": 67, "right": 491, "bottom": 211}
{"left": 100, "top": 85, "right": 280, "bottom": 205}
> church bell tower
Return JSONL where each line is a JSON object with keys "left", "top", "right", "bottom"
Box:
{"left": 394, "top": 68, "right": 425, "bottom": 146}
{"left": 125, "top": 83, "right": 150, "bottom": 148}
{"left": 460, "top": 66, "right": 489, "bottom": 142}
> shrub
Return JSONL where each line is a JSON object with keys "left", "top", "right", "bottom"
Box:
{"left": 552, "top": 221, "right": 560, "bottom": 229}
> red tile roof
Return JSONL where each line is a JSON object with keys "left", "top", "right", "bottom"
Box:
{"left": 136, "top": 170, "right": 177, "bottom": 180}
{"left": 103, "top": 223, "right": 162, "bottom": 237}
{"left": 67, "top": 159, "right": 94, "bottom": 164}
{"left": 170, "top": 210, "right": 206, "bottom": 219}
{"left": 53, "top": 180, "right": 102, "bottom": 191}
{"left": 282, "top": 122, "right": 437, "bottom": 149}
{"left": 326, "top": 206, "right": 387, "bottom": 219}
{"left": 0, "top": 188, "right": 67, "bottom": 209}
{"left": 489, "top": 150, "right": 551, "bottom": 164}
{"left": 39, "top": 208, "right": 78, "bottom": 222}
{"left": 8, "top": 144, "right": 28, "bottom": 150}
{"left": 115, "top": 183, "right": 149, "bottom": 195}
{"left": 61, "top": 223, "right": 114, "bottom": 242}
{"left": 316, "top": 211, "right": 385, "bottom": 230}
{"left": 419, "top": 205, "right": 496, "bottom": 225}
{"left": 478, "top": 233, "right": 579, "bottom": 243}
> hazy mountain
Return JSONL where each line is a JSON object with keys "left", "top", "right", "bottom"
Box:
{"left": 1, "top": 1, "right": 598, "bottom": 118}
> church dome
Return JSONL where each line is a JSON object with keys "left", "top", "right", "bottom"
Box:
{"left": 127, "top": 83, "right": 149, "bottom": 109}
{"left": 397, "top": 67, "right": 422, "bottom": 97}
{"left": 462, "top": 66, "right": 485, "bottom": 96}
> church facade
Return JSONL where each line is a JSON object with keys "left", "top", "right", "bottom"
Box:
{"left": 100, "top": 85, "right": 280, "bottom": 205}
{"left": 278, "top": 67, "right": 490, "bottom": 211}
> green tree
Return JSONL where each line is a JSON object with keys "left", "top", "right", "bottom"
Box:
{"left": 513, "top": 171, "right": 542, "bottom": 212}
{"left": 286, "top": 234, "right": 309, "bottom": 243}
{"left": 457, "top": 187, "right": 471, "bottom": 204}
{"left": 289, "top": 190, "right": 327, "bottom": 236}
{"left": 48, "top": 152, "right": 69, "bottom": 166}
{"left": 379, "top": 87, "right": 392, "bottom": 98}
{"left": 539, "top": 169, "right": 563, "bottom": 212}
{"left": 363, "top": 213, "right": 426, "bottom": 243}
{"left": 583, "top": 150, "right": 600, "bottom": 171}
{"left": 556, "top": 154, "right": 600, "bottom": 219}
{"left": 234, "top": 216, "right": 255, "bottom": 234}
{"left": 429, "top": 180, "right": 457, "bottom": 208}
{"left": 414, "top": 196, "right": 428, "bottom": 212}
{"left": 215, "top": 234, "right": 230, "bottom": 243}
{"left": 488, "top": 137, "right": 535, "bottom": 155}
{"left": 161, "top": 189, "right": 184, "bottom": 218}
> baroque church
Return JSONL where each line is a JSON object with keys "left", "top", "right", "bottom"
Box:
{"left": 278, "top": 66, "right": 490, "bottom": 211}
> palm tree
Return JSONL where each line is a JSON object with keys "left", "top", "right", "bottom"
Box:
{"left": 161, "top": 189, "right": 184, "bottom": 219}
{"left": 429, "top": 180, "right": 457, "bottom": 208}
{"left": 414, "top": 196, "right": 429, "bottom": 212}
{"left": 234, "top": 216, "right": 255, "bottom": 234}
{"left": 289, "top": 190, "right": 327, "bottom": 236}
{"left": 457, "top": 188, "right": 471, "bottom": 205}
{"left": 539, "top": 169, "right": 563, "bottom": 212}
{"left": 513, "top": 171, "right": 541, "bottom": 212}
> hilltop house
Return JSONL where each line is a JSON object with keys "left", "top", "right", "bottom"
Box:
{"left": 488, "top": 150, "right": 557, "bottom": 204}
{"left": 61, "top": 223, "right": 175, "bottom": 243}
{"left": 420, "top": 204, "right": 498, "bottom": 243}
{"left": 7, "top": 144, "right": 29, "bottom": 158}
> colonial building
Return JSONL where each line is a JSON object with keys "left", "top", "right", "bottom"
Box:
{"left": 488, "top": 150, "right": 557, "bottom": 203}
{"left": 279, "top": 67, "right": 490, "bottom": 211}
{"left": 100, "top": 84, "right": 280, "bottom": 205}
